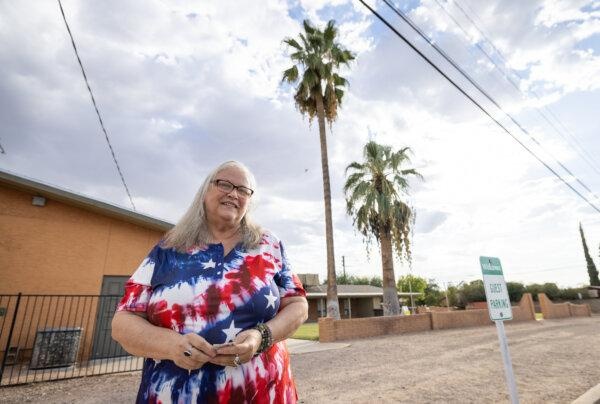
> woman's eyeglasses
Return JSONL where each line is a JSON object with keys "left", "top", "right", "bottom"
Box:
{"left": 212, "top": 179, "right": 254, "bottom": 197}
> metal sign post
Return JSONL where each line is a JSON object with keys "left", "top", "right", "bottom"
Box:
{"left": 480, "top": 256, "right": 519, "bottom": 404}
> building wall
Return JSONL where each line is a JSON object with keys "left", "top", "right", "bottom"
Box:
{"left": 350, "top": 298, "right": 374, "bottom": 318}
{"left": 307, "top": 299, "right": 320, "bottom": 322}
{"left": 0, "top": 186, "right": 165, "bottom": 295}
{"left": 306, "top": 297, "right": 379, "bottom": 322}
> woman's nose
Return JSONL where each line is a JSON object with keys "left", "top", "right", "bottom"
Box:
{"left": 226, "top": 188, "right": 240, "bottom": 198}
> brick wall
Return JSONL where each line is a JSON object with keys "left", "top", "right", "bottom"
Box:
{"left": 565, "top": 298, "right": 600, "bottom": 314}
{"left": 416, "top": 306, "right": 452, "bottom": 313}
{"left": 539, "top": 293, "right": 591, "bottom": 319}
{"left": 319, "top": 313, "right": 432, "bottom": 342}
{"left": 512, "top": 293, "right": 536, "bottom": 322}
{"left": 430, "top": 309, "right": 492, "bottom": 330}
{"left": 569, "top": 303, "right": 591, "bottom": 317}
{"left": 319, "top": 293, "right": 537, "bottom": 342}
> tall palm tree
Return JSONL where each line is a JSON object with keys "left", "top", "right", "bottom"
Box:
{"left": 344, "top": 141, "right": 423, "bottom": 316}
{"left": 282, "top": 20, "right": 355, "bottom": 320}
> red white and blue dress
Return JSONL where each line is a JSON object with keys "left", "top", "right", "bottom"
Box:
{"left": 116, "top": 231, "right": 306, "bottom": 404}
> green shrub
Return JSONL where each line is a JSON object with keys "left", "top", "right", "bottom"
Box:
{"left": 506, "top": 282, "right": 525, "bottom": 302}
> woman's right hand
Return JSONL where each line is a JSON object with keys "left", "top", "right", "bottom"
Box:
{"left": 170, "top": 332, "right": 217, "bottom": 371}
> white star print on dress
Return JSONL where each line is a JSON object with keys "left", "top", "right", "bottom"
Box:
{"left": 202, "top": 258, "right": 216, "bottom": 269}
{"left": 222, "top": 319, "right": 242, "bottom": 342}
{"left": 264, "top": 289, "right": 278, "bottom": 309}
{"left": 116, "top": 232, "right": 307, "bottom": 403}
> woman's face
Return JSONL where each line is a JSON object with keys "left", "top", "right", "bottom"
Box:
{"left": 204, "top": 166, "right": 253, "bottom": 228}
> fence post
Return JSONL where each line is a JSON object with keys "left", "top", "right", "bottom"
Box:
{"left": 0, "top": 293, "right": 22, "bottom": 383}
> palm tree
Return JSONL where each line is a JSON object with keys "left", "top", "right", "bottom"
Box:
{"left": 282, "top": 20, "right": 355, "bottom": 320}
{"left": 344, "top": 141, "right": 423, "bottom": 316}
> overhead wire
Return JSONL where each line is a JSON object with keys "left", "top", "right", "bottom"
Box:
{"left": 430, "top": 0, "right": 522, "bottom": 93}
{"left": 357, "top": 0, "right": 600, "bottom": 214}
{"left": 57, "top": 0, "right": 136, "bottom": 211}
{"left": 382, "top": 0, "right": 600, "bottom": 204}
{"left": 444, "top": 0, "right": 600, "bottom": 178}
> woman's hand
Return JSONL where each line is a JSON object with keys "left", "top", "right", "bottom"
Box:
{"left": 210, "top": 329, "right": 262, "bottom": 367}
{"left": 171, "top": 332, "right": 217, "bottom": 371}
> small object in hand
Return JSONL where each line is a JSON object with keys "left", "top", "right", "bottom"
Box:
{"left": 233, "top": 354, "right": 241, "bottom": 367}
{"left": 183, "top": 350, "right": 192, "bottom": 357}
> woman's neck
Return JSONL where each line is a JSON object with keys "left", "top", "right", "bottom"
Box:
{"left": 207, "top": 222, "right": 241, "bottom": 244}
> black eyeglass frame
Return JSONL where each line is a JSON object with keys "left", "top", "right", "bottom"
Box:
{"left": 211, "top": 179, "right": 254, "bottom": 197}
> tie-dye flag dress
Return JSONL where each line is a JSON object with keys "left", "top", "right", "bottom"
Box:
{"left": 116, "top": 232, "right": 306, "bottom": 404}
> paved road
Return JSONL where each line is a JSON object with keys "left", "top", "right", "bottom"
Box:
{"left": 1, "top": 316, "right": 599, "bottom": 403}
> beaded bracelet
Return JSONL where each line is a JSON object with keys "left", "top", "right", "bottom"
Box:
{"left": 253, "top": 323, "right": 273, "bottom": 355}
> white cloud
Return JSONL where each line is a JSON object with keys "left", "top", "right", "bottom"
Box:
{"left": 0, "top": 0, "right": 599, "bottom": 290}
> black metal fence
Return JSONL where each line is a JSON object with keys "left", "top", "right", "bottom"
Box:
{"left": 0, "top": 294, "right": 143, "bottom": 386}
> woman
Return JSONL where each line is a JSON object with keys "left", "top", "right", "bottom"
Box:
{"left": 112, "top": 161, "right": 308, "bottom": 403}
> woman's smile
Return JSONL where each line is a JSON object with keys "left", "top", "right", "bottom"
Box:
{"left": 220, "top": 200, "right": 239, "bottom": 209}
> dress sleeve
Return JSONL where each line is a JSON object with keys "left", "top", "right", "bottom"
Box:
{"left": 273, "top": 240, "right": 306, "bottom": 298}
{"left": 116, "top": 244, "right": 161, "bottom": 312}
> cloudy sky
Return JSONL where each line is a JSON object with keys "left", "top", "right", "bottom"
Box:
{"left": 2, "top": 0, "right": 599, "bottom": 288}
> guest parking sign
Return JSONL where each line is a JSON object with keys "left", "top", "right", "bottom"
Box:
{"left": 479, "top": 256, "right": 519, "bottom": 403}
{"left": 480, "top": 256, "right": 512, "bottom": 321}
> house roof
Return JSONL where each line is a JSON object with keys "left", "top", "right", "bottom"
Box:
{"left": 305, "top": 284, "right": 422, "bottom": 298}
{"left": 0, "top": 167, "right": 174, "bottom": 232}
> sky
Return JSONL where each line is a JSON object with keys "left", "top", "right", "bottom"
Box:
{"left": 1, "top": 0, "right": 600, "bottom": 289}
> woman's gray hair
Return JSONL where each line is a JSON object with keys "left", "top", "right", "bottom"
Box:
{"left": 162, "top": 161, "right": 263, "bottom": 252}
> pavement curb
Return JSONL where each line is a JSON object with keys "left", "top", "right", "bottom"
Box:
{"left": 286, "top": 338, "right": 350, "bottom": 355}
{"left": 572, "top": 383, "right": 600, "bottom": 404}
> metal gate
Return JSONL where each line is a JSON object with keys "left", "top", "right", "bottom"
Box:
{"left": 0, "top": 293, "right": 143, "bottom": 386}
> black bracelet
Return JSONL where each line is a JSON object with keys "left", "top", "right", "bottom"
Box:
{"left": 253, "top": 323, "right": 273, "bottom": 355}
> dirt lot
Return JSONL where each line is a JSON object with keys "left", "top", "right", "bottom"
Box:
{"left": 1, "top": 316, "right": 599, "bottom": 403}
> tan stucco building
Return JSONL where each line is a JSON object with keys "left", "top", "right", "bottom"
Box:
{"left": 0, "top": 168, "right": 173, "bottom": 365}
{"left": 0, "top": 168, "right": 172, "bottom": 295}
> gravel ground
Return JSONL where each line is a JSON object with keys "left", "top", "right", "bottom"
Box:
{"left": 1, "top": 316, "right": 599, "bottom": 403}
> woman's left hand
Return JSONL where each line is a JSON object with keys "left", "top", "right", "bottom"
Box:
{"left": 210, "top": 329, "right": 262, "bottom": 367}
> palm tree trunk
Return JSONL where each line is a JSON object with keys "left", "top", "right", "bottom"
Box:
{"left": 315, "top": 91, "right": 340, "bottom": 320}
{"left": 380, "top": 228, "right": 400, "bottom": 316}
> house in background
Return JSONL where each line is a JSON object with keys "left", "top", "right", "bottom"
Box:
{"left": 298, "top": 273, "right": 422, "bottom": 321}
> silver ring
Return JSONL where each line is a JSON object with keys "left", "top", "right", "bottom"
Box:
{"left": 233, "top": 354, "right": 241, "bottom": 367}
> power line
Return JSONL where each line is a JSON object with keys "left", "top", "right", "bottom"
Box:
{"left": 382, "top": 0, "right": 600, "bottom": 205}
{"left": 57, "top": 0, "right": 136, "bottom": 211}
{"left": 358, "top": 0, "right": 600, "bottom": 214}
{"left": 431, "top": 0, "right": 522, "bottom": 93}
{"left": 445, "top": 0, "right": 600, "bottom": 178}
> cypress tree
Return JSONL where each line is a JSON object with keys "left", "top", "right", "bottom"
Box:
{"left": 579, "top": 223, "right": 600, "bottom": 286}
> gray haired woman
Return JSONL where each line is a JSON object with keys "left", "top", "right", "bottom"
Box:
{"left": 112, "top": 161, "right": 308, "bottom": 403}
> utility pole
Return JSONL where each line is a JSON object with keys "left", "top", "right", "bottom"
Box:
{"left": 342, "top": 255, "right": 346, "bottom": 279}
{"left": 444, "top": 281, "right": 451, "bottom": 311}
